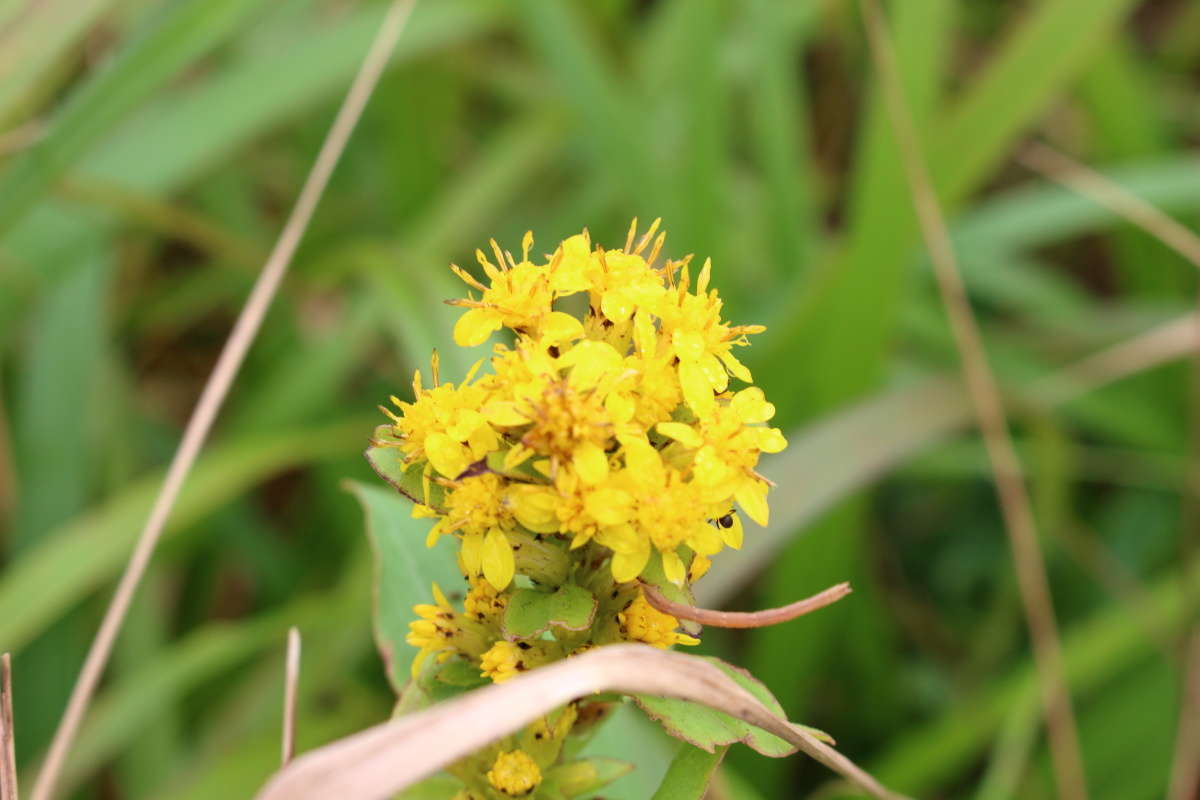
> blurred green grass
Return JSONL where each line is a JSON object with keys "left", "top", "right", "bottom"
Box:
{"left": 1, "top": 0, "right": 1197, "bottom": 797}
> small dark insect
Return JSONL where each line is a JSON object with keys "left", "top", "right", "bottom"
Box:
{"left": 547, "top": 345, "right": 560, "bottom": 358}
{"left": 716, "top": 513, "right": 734, "bottom": 529}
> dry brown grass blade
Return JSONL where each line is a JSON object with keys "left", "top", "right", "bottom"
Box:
{"left": 858, "top": 2, "right": 1088, "bottom": 798}
{"left": 1017, "top": 142, "right": 1200, "bottom": 800}
{"left": 28, "top": 3, "right": 418, "bottom": 799}
{"left": 255, "top": 644, "right": 907, "bottom": 800}
{"left": 281, "top": 627, "right": 301, "bottom": 767}
{"left": 1168, "top": 628, "right": 1200, "bottom": 800}
{"left": 1, "top": 654, "right": 16, "bottom": 800}
{"left": 1018, "top": 142, "right": 1200, "bottom": 267}
{"left": 642, "top": 581, "right": 851, "bottom": 628}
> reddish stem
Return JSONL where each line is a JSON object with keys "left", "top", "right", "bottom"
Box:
{"left": 639, "top": 581, "right": 852, "bottom": 629}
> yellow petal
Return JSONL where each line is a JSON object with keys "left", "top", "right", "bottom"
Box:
{"left": 699, "top": 353, "right": 728, "bottom": 394}
{"left": 542, "top": 310, "right": 584, "bottom": 343}
{"left": 563, "top": 340, "right": 623, "bottom": 389}
{"left": 610, "top": 542, "right": 650, "bottom": 583}
{"left": 757, "top": 427, "right": 787, "bottom": 453}
{"left": 620, "top": 436, "right": 664, "bottom": 482}
{"left": 482, "top": 528, "right": 515, "bottom": 590}
{"left": 689, "top": 554, "right": 712, "bottom": 582}
{"left": 661, "top": 550, "right": 686, "bottom": 585}
{"left": 672, "top": 329, "right": 706, "bottom": 362}
{"left": 605, "top": 391, "right": 635, "bottom": 425}
{"left": 656, "top": 421, "right": 702, "bottom": 449}
{"left": 718, "top": 349, "right": 753, "bottom": 383}
{"left": 678, "top": 361, "right": 714, "bottom": 417}
{"left": 461, "top": 532, "right": 483, "bottom": 576}
{"left": 734, "top": 479, "right": 770, "bottom": 526}
{"left": 731, "top": 387, "right": 775, "bottom": 423}
{"left": 693, "top": 444, "right": 732, "bottom": 488}
{"left": 453, "top": 308, "right": 502, "bottom": 347}
{"left": 573, "top": 441, "right": 609, "bottom": 485}
{"left": 689, "top": 522, "right": 722, "bottom": 556}
{"left": 633, "top": 310, "right": 657, "bottom": 357}
{"left": 425, "top": 432, "right": 469, "bottom": 479}
{"left": 721, "top": 513, "right": 744, "bottom": 549}
{"left": 584, "top": 487, "right": 633, "bottom": 527}
{"left": 483, "top": 401, "right": 530, "bottom": 427}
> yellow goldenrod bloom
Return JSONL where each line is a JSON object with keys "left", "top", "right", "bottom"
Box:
{"left": 405, "top": 583, "right": 460, "bottom": 677}
{"left": 480, "top": 640, "right": 524, "bottom": 683}
{"left": 487, "top": 749, "right": 542, "bottom": 797}
{"left": 618, "top": 591, "right": 700, "bottom": 649}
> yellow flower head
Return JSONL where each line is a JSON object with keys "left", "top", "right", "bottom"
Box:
{"left": 405, "top": 583, "right": 460, "bottom": 676}
{"left": 487, "top": 749, "right": 542, "bottom": 797}
{"left": 618, "top": 590, "right": 699, "bottom": 649}
{"left": 389, "top": 221, "right": 783, "bottom": 665}
{"left": 480, "top": 640, "right": 524, "bottom": 683}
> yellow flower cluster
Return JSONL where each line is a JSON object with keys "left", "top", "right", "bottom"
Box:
{"left": 384, "top": 220, "right": 785, "bottom": 592}
{"left": 379, "top": 221, "right": 786, "bottom": 799}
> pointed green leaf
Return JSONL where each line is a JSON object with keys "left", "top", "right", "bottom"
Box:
{"left": 544, "top": 757, "right": 634, "bottom": 798}
{"left": 634, "top": 657, "right": 820, "bottom": 757}
{"left": 346, "top": 480, "right": 462, "bottom": 695}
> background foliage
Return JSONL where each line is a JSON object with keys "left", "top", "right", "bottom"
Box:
{"left": 1, "top": 0, "right": 1197, "bottom": 797}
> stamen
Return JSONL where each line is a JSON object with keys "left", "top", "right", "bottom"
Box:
{"left": 489, "top": 239, "right": 508, "bottom": 272}
{"left": 633, "top": 217, "right": 661, "bottom": 255}
{"left": 623, "top": 217, "right": 638, "bottom": 253}
{"left": 451, "top": 263, "right": 488, "bottom": 292}
{"left": 645, "top": 231, "right": 666, "bottom": 268}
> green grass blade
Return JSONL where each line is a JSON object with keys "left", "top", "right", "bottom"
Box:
{"left": 0, "top": 0, "right": 273, "bottom": 233}
{"left": 0, "top": 417, "right": 371, "bottom": 654}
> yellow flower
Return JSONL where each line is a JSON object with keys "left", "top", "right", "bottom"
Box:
{"left": 487, "top": 749, "right": 542, "bottom": 797}
{"left": 656, "top": 386, "right": 786, "bottom": 527}
{"left": 449, "top": 234, "right": 584, "bottom": 347}
{"left": 384, "top": 354, "right": 499, "bottom": 480}
{"left": 405, "top": 583, "right": 460, "bottom": 676}
{"left": 464, "top": 576, "right": 508, "bottom": 622}
{"left": 656, "top": 258, "right": 764, "bottom": 417}
{"left": 480, "top": 640, "right": 524, "bottom": 683}
{"left": 619, "top": 591, "right": 699, "bottom": 648}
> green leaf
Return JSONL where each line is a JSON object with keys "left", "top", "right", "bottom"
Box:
{"left": 649, "top": 744, "right": 727, "bottom": 800}
{"left": 397, "top": 776, "right": 464, "bottom": 800}
{"left": 346, "top": 479, "right": 462, "bottom": 694}
{"left": 544, "top": 757, "right": 634, "bottom": 799}
{"left": 502, "top": 584, "right": 598, "bottom": 639}
{"left": 364, "top": 424, "right": 436, "bottom": 507}
{"left": 633, "top": 657, "right": 800, "bottom": 757}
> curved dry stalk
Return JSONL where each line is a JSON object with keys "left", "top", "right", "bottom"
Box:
{"left": 1, "top": 654, "right": 15, "bottom": 800}
{"left": 282, "top": 627, "right": 302, "bottom": 767}
{"left": 256, "top": 644, "right": 906, "bottom": 800}
{"left": 858, "top": 2, "right": 1088, "bottom": 798}
{"left": 29, "top": 4, "right": 418, "bottom": 799}
{"left": 642, "top": 581, "right": 851, "bottom": 628}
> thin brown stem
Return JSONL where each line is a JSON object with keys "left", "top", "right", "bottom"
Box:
{"left": 28, "top": 4, "right": 418, "bottom": 798}
{"left": 1, "top": 654, "right": 15, "bottom": 800}
{"left": 858, "top": 2, "right": 1088, "bottom": 798}
{"left": 1018, "top": 143, "right": 1200, "bottom": 268}
{"left": 640, "top": 581, "right": 851, "bottom": 628}
{"left": 1168, "top": 629, "right": 1200, "bottom": 800}
{"left": 282, "top": 627, "right": 301, "bottom": 766}
{"left": 1017, "top": 139, "right": 1200, "bottom": 800}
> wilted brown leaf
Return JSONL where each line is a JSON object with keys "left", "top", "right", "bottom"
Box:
{"left": 256, "top": 644, "right": 905, "bottom": 800}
